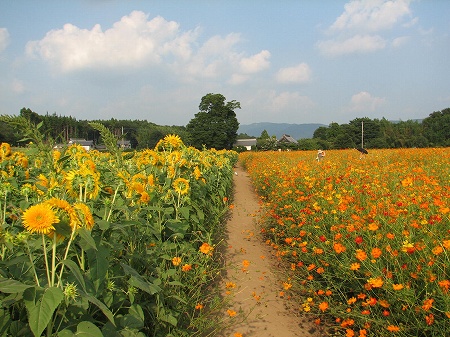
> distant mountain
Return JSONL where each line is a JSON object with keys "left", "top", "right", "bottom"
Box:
{"left": 238, "top": 122, "right": 326, "bottom": 139}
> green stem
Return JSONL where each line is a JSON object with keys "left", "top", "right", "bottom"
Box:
{"left": 56, "top": 226, "right": 77, "bottom": 288}
{"left": 51, "top": 232, "right": 57, "bottom": 287}
{"left": 106, "top": 184, "right": 121, "bottom": 222}
{"left": 26, "top": 242, "right": 40, "bottom": 287}
{"left": 42, "top": 234, "right": 51, "bottom": 286}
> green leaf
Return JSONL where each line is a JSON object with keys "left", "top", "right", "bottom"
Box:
{"left": 87, "top": 245, "right": 109, "bottom": 293}
{"left": 178, "top": 206, "right": 190, "bottom": 220}
{"left": 79, "top": 290, "right": 115, "bottom": 326}
{"left": 74, "top": 321, "right": 104, "bottom": 336}
{"left": 0, "top": 277, "right": 32, "bottom": 293}
{"left": 78, "top": 228, "right": 97, "bottom": 251}
{"left": 128, "top": 276, "right": 161, "bottom": 295}
{"left": 23, "top": 287, "right": 63, "bottom": 337}
{"left": 96, "top": 219, "right": 110, "bottom": 231}
{"left": 62, "top": 260, "right": 87, "bottom": 292}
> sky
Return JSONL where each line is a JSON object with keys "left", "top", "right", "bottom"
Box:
{"left": 1, "top": 0, "right": 449, "bottom": 127}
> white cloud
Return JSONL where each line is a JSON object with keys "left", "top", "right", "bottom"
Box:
{"left": 276, "top": 63, "right": 311, "bottom": 83}
{"left": 0, "top": 28, "right": 10, "bottom": 53}
{"left": 392, "top": 36, "right": 410, "bottom": 48}
{"left": 317, "top": 34, "right": 386, "bottom": 57}
{"left": 330, "top": 0, "right": 412, "bottom": 33}
{"left": 239, "top": 50, "right": 271, "bottom": 74}
{"left": 348, "top": 91, "right": 385, "bottom": 112}
{"left": 26, "top": 11, "right": 196, "bottom": 72}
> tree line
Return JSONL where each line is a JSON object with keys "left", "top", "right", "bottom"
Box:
{"left": 1, "top": 103, "right": 449, "bottom": 151}
{"left": 0, "top": 93, "right": 241, "bottom": 151}
{"left": 253, "top": 108, "right": 450, "bottom": 151}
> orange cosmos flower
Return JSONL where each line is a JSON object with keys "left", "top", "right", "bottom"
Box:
{"left": 226, "top": 281, "right": 236, "bottom": 289}
{"left": 367, "top": 222, "right": 379, "bottom": 231}
{"left": 172, "top": 257, "right": 182, "bottom": 266}
{"left": 356, "top": 249, "right": 367, "bottom": 261}
{"left": 234, "top": 333, "right": 243, "bottom": 337}
{"left": 318, "top": 301, "right": 329, "bottom": 312}
{"left": 371, "top": 247, "right": 382, "bottom": 259}
{"left": 367, "top": 277, "right": 383, "bottom": 288}
{"left": 333, "top": 242, "right": 346, "bottom": 254}
{"left": 432, "top": 245, "right": 443, "bottom": 255}
{"left": 195, "top": 303, "right": 204, "bottom": 310}
{"left": 422, "top": 298, "right": 434, "bottom": 311}
{"left": 181, "top": 264, "right": 192, "bottom": 272}
{"left": 283, "top": 282, "right": 293, "bottom": 290}
{"left": 392, "top": 283, "right": 404, "bottom": 290}
{"left": 227, "top": 309, "right": 237, "bottom": 317}
{"left": 425, "top": 313, "right": 434, "bottom": 325}
{"left": 199, "top": 242, "right": 213, "bottom": 254}
{"left": 386, "top": 325, "right": 400, "bottom": 332}
{"left": 350, "top": 263, "right": 361, "bottom": 271}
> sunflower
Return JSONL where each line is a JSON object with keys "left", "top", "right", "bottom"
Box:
{"left": 73, "top": 202, "right": 95, "bottom": 230}
{"left": 22, "top": 203, "right": 60, "bottom": 235}
{"left": 172, "top": 178, "right": 190, "bottom": 195}
{"left": 45, "top": 198, "right": 80, "bottom": 230}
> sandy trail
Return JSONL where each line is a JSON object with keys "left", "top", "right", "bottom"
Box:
{"left": 219, "top": 162, "right": 319, "bottom": 337}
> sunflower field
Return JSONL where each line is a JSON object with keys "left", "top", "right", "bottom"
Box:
{"left": 240, "top": 148, "right": 450, "bottom": 337}
{"left": 0, "top": 122, "right": 237, "bottom": 337}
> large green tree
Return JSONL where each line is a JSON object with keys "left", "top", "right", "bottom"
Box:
{"left": 186, "top": 93, "right": 240, "bottom": 150}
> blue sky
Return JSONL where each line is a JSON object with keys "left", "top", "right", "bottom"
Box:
{"left": 1, "top": 0, "right": 449, "bottom": 126}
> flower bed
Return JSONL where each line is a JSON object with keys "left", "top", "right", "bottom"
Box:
{"left": 240, "top": 148, "right": 450, "bottom": 337}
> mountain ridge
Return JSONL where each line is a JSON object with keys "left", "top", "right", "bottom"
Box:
{"left": 238, "top": 122, "right": 326, "bottom": 139}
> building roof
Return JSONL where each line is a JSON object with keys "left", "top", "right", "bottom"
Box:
{"left": 234, "top": 138, "right": 257, "bottom": 147}
{"left": 278, "top": 134, "right": 297, "bottom": 144}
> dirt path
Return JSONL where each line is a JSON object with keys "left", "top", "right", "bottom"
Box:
{"left": 219, "top": 163, "right": 319, "bottom": 337}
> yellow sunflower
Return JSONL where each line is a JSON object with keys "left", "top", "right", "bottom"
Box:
{"left": 172, "top": 178, "right": 190, "bottom": 195}
{"left": 73, "top": 202, "right": 95, "bottom": 230}
{"left": 22, "top": 203, "right": 60, "bottom": 235}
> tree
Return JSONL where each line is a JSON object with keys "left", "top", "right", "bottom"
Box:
{"left": 186, "top": 93, "right": 240, "bottom": 150}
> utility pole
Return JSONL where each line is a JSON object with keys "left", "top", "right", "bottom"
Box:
{"left": 361, "top": 121, "right": 364, "bottom": 148}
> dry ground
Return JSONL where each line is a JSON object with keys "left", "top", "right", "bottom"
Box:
{"left": 219, "top": 163, "right": 322, "bottom": 337}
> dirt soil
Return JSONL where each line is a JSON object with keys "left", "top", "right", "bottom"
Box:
{"left": 219, "top": 163, "right": 321, "bottom": 337}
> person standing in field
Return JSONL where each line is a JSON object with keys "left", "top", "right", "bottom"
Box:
{"left": 316, "top": 149, "right": 325, "bottom": 162}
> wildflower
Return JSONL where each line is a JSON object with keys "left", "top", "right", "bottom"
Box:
{"left": 172, "top": 257, "right": 182, "bottom": 266}
{"left": 356, "top": 249, "right": 367, "bottom": 261}
{"left": 234, "top": 333, "right": 243, "bottom": 337}
{"left": 195, "top": 303, "right": 204, "bottom": 310}
{"left": 341, "top": 318, "right": 354, "bottom": 328}
{"left": 367, "top": 222, "right": 379, "bottom": 231}
{"left": 371, "top": 247, "right": 382, "bottom": 259}
{"left": 242, "top": 260, "right": 250, "bottom": 268}
{"left": 347, "top": 297, "right": 357, "bottom": 305}
{"left": 346, "top": 329, "right": 355, "bottom": 337}
{"left": 226, "top": 281, "right": 236, "bottom": 289}
{"left": 227, "top": 309, "right": 237, "bottom": 317}
{"left": 355, "top": 236, "right": 363, "bottom": 244}
{"left": 181, "top": 264, "right": 192, "bottom": 272}
{"left": 350, "top": 263, "right": 361, "bottom": 271}
{"left": 333, "top": 242, "right": 346, "bottom": 254}
{"left": 283, "top": 282, "right": 292, "bottom": 290}
{"left": 366, "top": 277, "right": 383, "bottom": 288}
{"left": 318, "top": 301, "right": 329, "bottom": 312}
{"left": 432, "top": 245, "right": 443, "bottom": 255}
{"left": 422, "top": 298, "right": 434, "bottom": 311}
{"left": 22, "top": 203, "right": 59, "bottom": 235}
{"left": 425, "top": 313, "right": 434, "bottom": 325}
{"left": 199, "top": 242, "right": 213, "bottom": 255}
{"left": 386, "top": 325, "right": 400, "bottom": 332}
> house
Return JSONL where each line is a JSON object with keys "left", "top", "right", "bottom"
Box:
{"left": 117, "top": 140, "right": 131, "bottom": 149}
{"left": 277, "top": 134, "right": 298, "bottom": 144}
{"left": 234, "top": 138, "right": 257, "bottom": 150}
{"left": 68, "top": 138, "right": 95, "bottom": 151}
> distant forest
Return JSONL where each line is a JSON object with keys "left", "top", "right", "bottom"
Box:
{"left": 1, "top": 107, "right": 449, "bottom": 150}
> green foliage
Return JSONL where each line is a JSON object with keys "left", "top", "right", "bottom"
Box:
{"left": 0, "top": 125, "right": 238, "bottom": 336}
{"left": 186, "top": 93, "right": 240, "bottom": 150}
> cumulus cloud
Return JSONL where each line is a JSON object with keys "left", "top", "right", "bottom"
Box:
{"left": 239, "top": 50, "right": 270, "bottom": 74}
{"left": 348, "top": 91, "right": 385, "bottom": 112}
{"left": 0, "top": 28, "right": 10, "bottom": 53}
{"left": 275, "top": 63, "right": 311, "bottom": 83}
{"left": 392, "top": 36, "right": 410, "bottom": 48}
{"left": 317, "top": 34, "right": 386, "bottom": 56}
{"left": 25, "top": 11, "right": 270, "bottom": 85}
{"left": 330, "top": 0, "right": 411, "bottom": 33}
{"left": 318, "top": 0, "right": 413, "bottom": 57}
